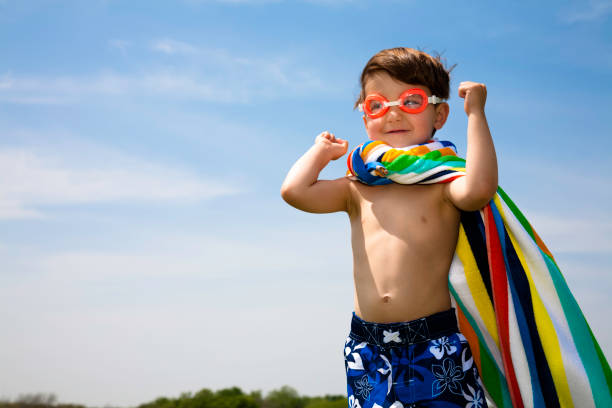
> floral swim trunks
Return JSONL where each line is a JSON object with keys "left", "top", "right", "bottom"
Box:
{"left": 344, "top": 308, "right": 487, "bottom": 408}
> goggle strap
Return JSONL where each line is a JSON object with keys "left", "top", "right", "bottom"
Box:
{"left": 429, "top": 95, "right": 444, "bottom": 104}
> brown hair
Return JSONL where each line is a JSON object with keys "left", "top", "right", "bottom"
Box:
{"left": 354, "top": 47, "right": 452, "bottom": 109}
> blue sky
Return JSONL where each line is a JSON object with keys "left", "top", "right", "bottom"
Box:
{"left": 1, "top": 0, "right": 611, "bottom": 406}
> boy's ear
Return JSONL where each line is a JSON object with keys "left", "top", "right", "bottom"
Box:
{"left": 433, "top": 103, "right": 450, "bottom": 130}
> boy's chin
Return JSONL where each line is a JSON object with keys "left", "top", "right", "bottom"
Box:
{"left": 368, "top": 134, "right": 431, "bottom": 148}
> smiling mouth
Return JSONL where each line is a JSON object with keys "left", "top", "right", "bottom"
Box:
{"left": 386, "top": 130, "right": 409, "bottom": 134}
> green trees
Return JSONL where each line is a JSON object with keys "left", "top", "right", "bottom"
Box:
{"left": 136, "top": 386, "right": 346, "bottom": 408}
{"left": 0, "top": 393, "right": 84, "bottom": 408}
{"left": 136, "top": 387, "right": 258, "bottom": 408}
{"left": 0, "top": 386, "right": 347, "bottom": 408}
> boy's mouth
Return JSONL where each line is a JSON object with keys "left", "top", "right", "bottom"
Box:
{"left": 386, "top": 129, "right": 409, "bottom": 134}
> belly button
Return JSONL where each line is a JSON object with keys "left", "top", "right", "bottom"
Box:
{"left": 382, "top": 295, "right": 391, "bottom": 303}
{"left": 420, "top": 215, "right": 427, "bottom": 223}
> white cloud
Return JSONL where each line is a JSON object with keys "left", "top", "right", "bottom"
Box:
{"left": 527, "top": 213, "right": 612, "bottom": 254}
{"left": 109, "top": 39, "right": 131, "bottom": 54}
{"left": 0, "top": 146, "right": 240, "bottom": 220}
{"left": 0, "top": 200, "right": 43, "bottom": 220}
{"left": 559, "top": 0, "right": 612, "bottom": 23}
{"left": 183, "top": 0, "right": 357, "bottom": 5}
{"left": 0, "top": 72, "right": 13, "bottom": 89}
{"left": 0, "top": 44, "right": 329, "bottom": 105}
{"left": 184, "top": 0, "right": 283, "bottom": 4}
{"left": 35, "top": 239, "right": 299, "bottom": 280}
{"left": 152, "top": 38, "right": 198, "bottom": 55}
{"left": 0, "top": 72, "right": 131, "bottom": 104}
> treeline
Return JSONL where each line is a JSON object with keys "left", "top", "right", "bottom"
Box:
{"left": 0, "top": 386, "right": 347, "bottom": 408}
{"left": 0, "top": 394, "right": 83, "bottom": 408}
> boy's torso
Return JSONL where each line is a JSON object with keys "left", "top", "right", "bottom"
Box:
{"left": 347, "top": 180, "right": 461, "bottom": 324}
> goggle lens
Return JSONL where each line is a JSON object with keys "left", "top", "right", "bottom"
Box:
{"left": 363, "top": 96, "right": 386, "bottom": 117}
{"left": 401, "top": 92, "right": 425, "bottom": 111}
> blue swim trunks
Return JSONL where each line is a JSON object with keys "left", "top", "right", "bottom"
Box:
{"left": 344, "top": 309, "right": 487, "bottom": 408}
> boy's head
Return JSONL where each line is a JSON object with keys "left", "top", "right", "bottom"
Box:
{"left": 355, "top": 47, "right": 452, "bottom": 146}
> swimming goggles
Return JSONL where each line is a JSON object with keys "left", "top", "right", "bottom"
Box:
{"left": 358, "top": 88, "right": 444, "bottom": 119}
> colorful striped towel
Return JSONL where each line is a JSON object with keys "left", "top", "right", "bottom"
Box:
{"left": 346, "top": 139, "right": 612, "bottom": 407}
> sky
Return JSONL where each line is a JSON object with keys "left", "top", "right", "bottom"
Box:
{"left": 1, "top": 0, "right": 611, "bottom": 406}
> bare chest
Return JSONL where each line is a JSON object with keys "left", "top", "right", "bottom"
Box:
{"left": 349, "top": 182, "right": 457, "bottom": 235}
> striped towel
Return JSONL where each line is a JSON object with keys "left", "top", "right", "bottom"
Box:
{"left": 346, "top": 139, "right": 612, "bottom": 407}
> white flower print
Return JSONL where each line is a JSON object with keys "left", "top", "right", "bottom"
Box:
{"left": 354, "top": 374, "right": 374, "bottom": 400}
{"left": 461, "top": 347, "right": 474, "bottom": 371}
{"left": 463, "top": 383, "right": 485, "bottom": 408}
{"left": 377, "top": 353, "right": 393, "bottom": 396}
{"left": 348, "top": 394, "right": 362, "bottom": 408}
{"left": 345, "top": 340, "right": 368, "bottom": 371}
{"left": 431, "top": 357, "right": 465, "bottom": 397}
{"left": 429, "top": 336, "right": 458, "bottom": 360}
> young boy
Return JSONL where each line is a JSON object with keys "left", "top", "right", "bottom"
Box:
{"left": 281, "top": 48, "right": 496, "bottom": 408}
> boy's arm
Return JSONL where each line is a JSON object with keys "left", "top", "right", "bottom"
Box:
{"left": 281, "top": 131, "right": 352, "bottom": 214}
{"left": 445, "top": 81, "right": 498, "bottom": 211}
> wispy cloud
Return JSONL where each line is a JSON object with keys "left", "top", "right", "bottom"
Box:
{"left": 151, "top": 38, "right": 198, "bottom": 55}
{"left": 0, "top": 145, "right": 239, "bottom": 220}
{"left": 148, "top": 40, "right": 326, "bottom": 92}
{"left": 184, "top": 0, "right": 357, "bottom": 5}
{"left": 559, "top": 0, "right": 612, "bottom": 23}
{"left": 0, "top": 71, "right": 131, "bottom": 104}
{"left": 0, "top": 221, "right": 351, "bottom": 282}
{"left": 0, "top": 42, "right": 329, "bottom": 105}
{"left": 33, "top": 236, "right": 318, "bottom": 280}
{"left": 183, "top": 0, "right": 283, "bottom": 4}
{"left": 109, "top": 39, "right": 131, "bottom": 55}
{"left": 528, "top": 213, "right": 612, "bottom": 254}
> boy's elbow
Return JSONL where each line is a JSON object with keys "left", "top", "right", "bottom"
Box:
{"left": 479, "top": 180, "right": 498, "bottom": 201}
{"left": 473, "top": 174, "right": 497, "bottom": 200}
{"left": 457, "top": 183, "right": 497, "bottom": 211}
{"left": 280, "top": 184, "right": 294, "bottom": 204}
{"left": 280, "top": 184, "right": 303, "bottom": 208}
{"left": 470, "top": 183, "right": 498, "bottom": 209}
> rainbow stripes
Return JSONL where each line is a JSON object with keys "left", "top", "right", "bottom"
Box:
{"left": 346, "top": 139, "right": 612, "bottom": 407}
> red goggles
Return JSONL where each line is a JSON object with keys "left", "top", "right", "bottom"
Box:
{"left": 358, "top": 88, "right": 444, "bottom": 119}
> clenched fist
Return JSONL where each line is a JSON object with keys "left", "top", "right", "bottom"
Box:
{"left": 315, "top": 131, "right": 349, "bottom": 161}
{"left": 458, "top": 81, "right": 487, "bottom": 116}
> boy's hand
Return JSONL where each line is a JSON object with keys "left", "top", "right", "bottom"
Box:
{"left": 315, "top": 131, "right": 349, "bottom": 160}
{"left": 458, "top": 81, "right": 487, "bottom": 116}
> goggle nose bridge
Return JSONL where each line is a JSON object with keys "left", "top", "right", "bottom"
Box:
{"left": 384, "top": 100, "right": 402, "bottom": 108}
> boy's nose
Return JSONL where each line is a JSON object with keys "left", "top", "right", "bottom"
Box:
{"left": 387, "top": 105, "right": 403, "bottom": 120}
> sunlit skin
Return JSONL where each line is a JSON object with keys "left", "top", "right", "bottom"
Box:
{"left": 281, "top": 72, "right": 497, "bottom": 323}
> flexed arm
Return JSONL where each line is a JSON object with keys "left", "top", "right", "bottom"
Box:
{"left": 445, "top": 82, "right": 498, "bottom": 211}
{"left": 281, "top": 131, "right": 352, "bottom": 214}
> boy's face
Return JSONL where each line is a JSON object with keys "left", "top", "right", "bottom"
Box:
{"left": 362, "top": 72, "right": 449, "bottom": 147}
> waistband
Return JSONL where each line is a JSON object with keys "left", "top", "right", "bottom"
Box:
{"left": 349, "top": 308, "right": 458, "bottom": 348}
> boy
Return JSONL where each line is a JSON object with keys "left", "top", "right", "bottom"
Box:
{"left": 281, "top": 48, "right": 496, "bottom": 407}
